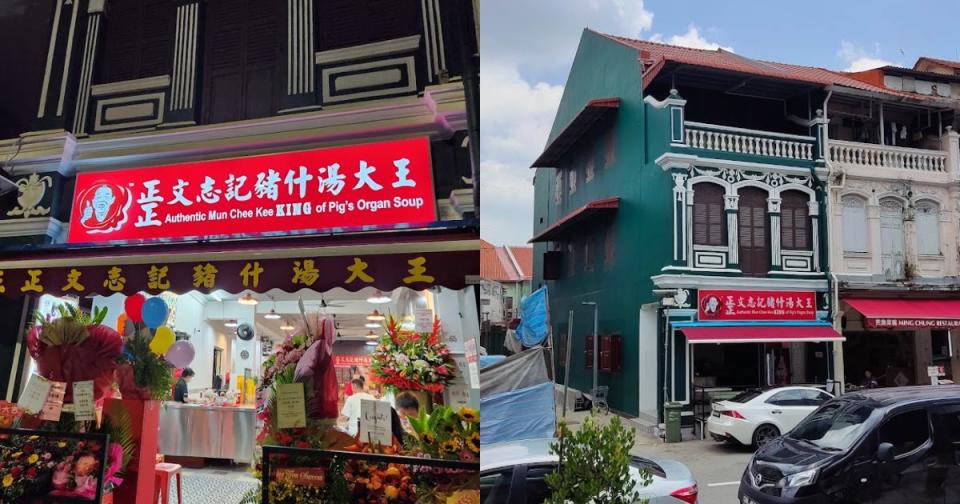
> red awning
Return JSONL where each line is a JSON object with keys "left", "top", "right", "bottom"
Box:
{"left": 845, "top": 298, "right": 960, "bottom": 329}
{"left": 528, "top": 197, "right": 619, "bottom": 243}
{"left": 530, "top": 98, "right": 619, "bottom": 167}
{"left": 679, "top": 324, "right": 844, "bottom": 344}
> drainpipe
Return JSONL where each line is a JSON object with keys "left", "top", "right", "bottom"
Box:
{"left": 820, "top": 90, "right": 846, "bottom": 394}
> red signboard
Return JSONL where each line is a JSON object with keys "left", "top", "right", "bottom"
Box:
{"left": 67, "top": 138, "right": 436, "bottom": 243}
{"left": 698, "top": 290, "right": 816, "bottom": 321}
{"left": 333, "top": 355, "right": 373, "bottom": 368}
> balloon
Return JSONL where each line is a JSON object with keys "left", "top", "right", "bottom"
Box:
{"left": 164, "top": 341, "right": 195, "bottom": 368}
{"left": 124, "top": 294, "right": 146, "bottom": 323}
{"left": 141, "top": 297, "right": 169, "bottom": 329}
{"left": 149, "top": 326, "right": 176, "bottom": 355}
{"left": 116, "top": 313, "right": 128, "bottom": 333}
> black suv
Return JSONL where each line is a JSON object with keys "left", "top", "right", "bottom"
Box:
{"left": 738, "top": 385, "right": 960, "bottom": 504}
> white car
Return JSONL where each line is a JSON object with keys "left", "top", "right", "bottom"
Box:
{"left": 706, "top": 386, "right": 833, "bottom": 448}
{"left": 481, "top": 438, "right": 700, "bottom": 503}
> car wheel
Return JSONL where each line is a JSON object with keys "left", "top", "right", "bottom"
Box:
{"left": 752, "top": 424, "right": 780, "bottom": 449}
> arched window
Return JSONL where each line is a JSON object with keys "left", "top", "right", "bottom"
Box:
{"left": 916, "top": 201, "right": 940, "bottom": 255}
{"left": 879, "top": 198, "right": 905, "bottom": 278}
{"left": 780, "top": 190, "right": 811, "bottom": 250}
{"left": 693, "top": 183, "right": 726, "bottom": 246}
{"left": 841, "top": 196, "right": 868, "bottom": 253}
{"left": 738, "top": 187, "right": 769, "bottom": 276}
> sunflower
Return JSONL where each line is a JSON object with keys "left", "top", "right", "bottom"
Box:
{"left": 458, "top": 407, "right": 479, "bottom": 424}
{"left": 420, "top": 432, "right": 436, "bottom": 445}
{"left": 443, "top": 423, "right": 458, "bottom": 435}
{"left": 441, "top": 439, "right": 462, "bottom": 454}
{"left": 467, "top": 432, "right": 480, "bottom": 453}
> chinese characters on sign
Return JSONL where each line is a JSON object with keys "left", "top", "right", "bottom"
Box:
{"left": 698, "top": 289, "right": 816, "bottom": 321}
{"left": 67, "top": 138, "right": 437, "bottom": 243}
{"left": 0, "top": 250, "right": 477, "bottom": 298}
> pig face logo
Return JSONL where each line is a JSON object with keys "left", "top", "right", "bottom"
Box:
{"left": 75, "top": 182, "right": 132, "bottom": 234}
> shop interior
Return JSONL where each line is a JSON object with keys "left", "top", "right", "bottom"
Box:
{"left": 692, "top": 341, "right": 833, "bottom": 408}
{"left": 23, "top": 284, "right": 477, "bottom": 460}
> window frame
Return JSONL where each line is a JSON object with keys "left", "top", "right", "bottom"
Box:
{"left": 915, "top": 200, "right": 941, "bottom": 256}
{"left": 737, "top": 186, "right": 770, "bottom": 276}
{"left": 878, "top": 407, "right": 932, "bottom": 460}
{"left": 841, "top": 195, "right": 869, "bottom": 253}
{"left": 692, "top": 183, "right": 728, "bottom": 247}
{"left": 780, "top": 190, "right": 811, "bottom": 251}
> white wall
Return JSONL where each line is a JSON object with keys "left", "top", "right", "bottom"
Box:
{"left": 92, "top": 293, "right": 126, "bottom": 327}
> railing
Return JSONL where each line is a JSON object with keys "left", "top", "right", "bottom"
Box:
{"left": 829, "top": 139, "right": 947, "bottom": 173}
{"left": 684, "top": 121, "right": 816, "bottom": 161}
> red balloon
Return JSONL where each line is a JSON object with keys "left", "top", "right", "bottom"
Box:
{"left": 124, "top": 293, "right": 146, "bottom": 322}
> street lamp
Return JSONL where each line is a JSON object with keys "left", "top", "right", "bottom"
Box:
{"left": 581, "top": 301, "right": 598, "bottom": 402}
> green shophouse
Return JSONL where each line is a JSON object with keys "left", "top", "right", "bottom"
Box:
{"left": 531, "top": 30, "right": 847, "bottom": 426}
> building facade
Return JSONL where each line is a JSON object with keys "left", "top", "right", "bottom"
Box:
{"left": 480, "top": 240, "right": 532, "bottom": 324}
{"left": 531, "top": 30, "right": 960, "bottom": 423}
{"left": 0, "top": 0, "right": 480, "bottom": 399}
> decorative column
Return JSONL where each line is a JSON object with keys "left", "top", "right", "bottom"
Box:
{"left": 71, "top": 0, "right": 108, "bottom": 135}
{"left": 768, "top": 197, "right": 782, "bottom": 270}
{"left": 809, "top": 199, "right": 821, "bottom": 271}
{"left": 280, "top": 0, "right": 320, "bottom": 112}
{"left": 943, "top": 126, "right": 960, "bottom": 276}
{"left": 667, "top": 89, "right": 687, "bottom": 146}
{"left": 725, "top": 193, "right": 740, "bottom": 268}
{"left": 421, "top": 0, "right": 448, "bottom": 83}
{"left": 672, "top": 171, "right": 688, "bottom": 266}
{"left": 813, "top": 109, "right": 829, "bottom": 165}
{"left": 166, "top": 0, "right": 203, "bottom": 125}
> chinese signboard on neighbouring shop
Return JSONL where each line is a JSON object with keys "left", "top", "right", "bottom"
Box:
{"left": 866, "top": 318, "right": 960, "bottom": 329}
{"left": 67, "top": 137, "right": 437, "bottom": 243}
{"left": 698, "top": 289, "right": 816, "bottom": 321}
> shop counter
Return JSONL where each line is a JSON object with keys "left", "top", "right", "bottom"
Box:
{"left": 159, "top": 402, "right": 256, "bottom": 463}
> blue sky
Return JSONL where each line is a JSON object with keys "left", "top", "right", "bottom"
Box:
{"left": 480, "top": 0, "right": 960, "bottom": 246}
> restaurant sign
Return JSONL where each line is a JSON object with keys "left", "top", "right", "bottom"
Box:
{"left": 698, "top": 289, "right": 816, "bottom": 321}
{"left": 866, "top": 318, "right": 960, "bottom": 329}
{"left": 0, "top": 250, "right": 476, "bottom": 298}
{"left": 67, "top": 137, "right": 436, "bottom": 243}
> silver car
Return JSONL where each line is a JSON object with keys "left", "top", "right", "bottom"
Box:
{"left": 480, "top": 438, "right": 700, "bottom": 503}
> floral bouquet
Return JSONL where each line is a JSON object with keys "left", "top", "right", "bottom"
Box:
{"left": 370, "top": 317, "right": 456, "bottom": 394}
{"left": 0, "top": 435, "right": 125, "bottom": 502}
{"left": 27, "top": 305, "right": 122, "bottom": 403}
{"left": 49, "top": 440, "right": 124, "bottom": 500}
{"left": 409, "top": 406, "right": 479, "bottom": 463}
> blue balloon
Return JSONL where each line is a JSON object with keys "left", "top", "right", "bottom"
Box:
{"left": 141, "top": 297, "right": 169, "bottom": 329}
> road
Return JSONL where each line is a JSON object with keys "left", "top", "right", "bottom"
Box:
{"left": 632, "top": 437, "right": 754, "bottom": 503}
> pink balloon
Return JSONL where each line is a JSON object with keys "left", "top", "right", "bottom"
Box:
{"left": 164, "top": 340, "right": 195, "bottom": 368}
{"left": 124, "top": 294, "right": 146, "bottom": 323}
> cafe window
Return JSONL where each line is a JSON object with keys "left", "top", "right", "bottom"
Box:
{"left": 738, "top": 187, "right": 769, "bottom": 276}
{"left": 780, "top": 190, "right": 811, "bottom": 250}
{"left": 878, "top": 408, "right": 929, "bottom": 457}
{"left": 842, "top": 195, "right": 868, "bottom": 253}
{"left": 916, "top": 200, "right": 940, "bottom": 255}
{"left": 693, "top": 183, "right": 726, "bottom": 246}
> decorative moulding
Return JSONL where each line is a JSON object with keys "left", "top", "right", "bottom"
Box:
{"left": 0, "top": 217, "right": 64, "bottom": 239}
{"left": 315, "top": 35, "right": 421, "bottom": 65}
{"left": 90, "top": 75, "right": 171, "bottom": 97}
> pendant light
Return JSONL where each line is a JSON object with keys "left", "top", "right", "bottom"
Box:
{"left": 366, "top": 290, "right": 391, "bottom": 304}
{"left": 280, "top": 319, "right": 295, "bottom": 331}
{"left": 238, "top": 293, "right": 258, "bottom": 305}
{"left": 366, "top": 309, "right": 385, "bottom": 321}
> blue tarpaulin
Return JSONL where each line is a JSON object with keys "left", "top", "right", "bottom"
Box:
{"left": 480, "top": 381, "right": 555, "bottom": 445}
{"left": 517, "top": 287, "right": 549, "bottom": 347}
{"left": 479, "top": 355, "right": 506, "bottom": 369}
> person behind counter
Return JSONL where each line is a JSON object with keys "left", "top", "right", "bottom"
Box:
{"left": 340, "top": 378, "right": 376, "bottom": 436}
{"left": 174, "top": 368, "right": 195, "bottom": 403}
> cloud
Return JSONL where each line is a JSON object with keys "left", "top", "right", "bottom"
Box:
{"left": 481, "top": 0, "right": 654, "bottom": 75}
{"left": 837, "top": 40, "right": 896, "bottom": 71}
{"left": 479, "top": 62, "right": 564, "bottom": 246}
{"left": 649, "top": 25, "right": 734, "bottom": 52}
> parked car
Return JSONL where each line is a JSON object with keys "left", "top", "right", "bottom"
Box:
{"left": 480, "top": 437, "right": 700, "bottom": 503}
{"left": 708, "top": 386, "right": 834, "bottom": 448}
{"left": 739, "top": 384, "right": 960, "bottom": 504}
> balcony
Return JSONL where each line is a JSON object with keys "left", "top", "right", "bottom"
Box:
{"left": 683, "top": 121, "right": 817, "bottom": 163}
{"left": 828, "top": 140, "right": 948, "bottom": 173}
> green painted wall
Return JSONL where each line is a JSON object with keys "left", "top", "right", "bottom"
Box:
{"left": 532, "top": 30, "right": 675, "bottom": 415}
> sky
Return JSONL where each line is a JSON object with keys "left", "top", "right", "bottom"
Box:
{"left": 479, "top": 0, "right": 960, "bottom": 246}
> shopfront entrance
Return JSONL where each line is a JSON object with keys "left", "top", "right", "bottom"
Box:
{"left": 842, "top": 297, "right": 960, "bottom": 390}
